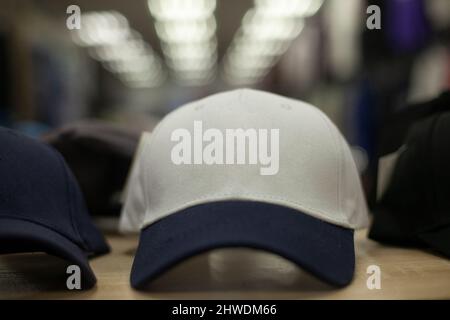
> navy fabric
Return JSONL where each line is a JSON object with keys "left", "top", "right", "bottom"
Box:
{"left": 0, "top": 127, "right": 109, "bottom": 289}
{"left": 42, "top": 120, "right": 141, "bottom": 216}
{"left": 370, "top": 112, "right": 450, "bottom": 258}
{"left": 0, "top": 218, "right": 96, "bottom": 288}
{"left": 131, "top": 201, "right": 355, "bottom": 289}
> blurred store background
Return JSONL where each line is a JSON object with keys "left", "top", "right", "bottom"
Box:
{"left": 0, "top": 0, "right": 449, "bottom": 207}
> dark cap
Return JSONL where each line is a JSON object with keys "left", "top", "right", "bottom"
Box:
{"left": 42, "top": 120, "right": 141, "bottom": 216}
{"left": 0, "top": 127, "right": 109, "bottom": 289}
{"left": 370, "top": 112, "right": 450, "bottom": 257}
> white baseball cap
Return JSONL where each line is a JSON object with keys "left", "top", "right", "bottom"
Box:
{"left": 121, "top": 89, "right": 369, "bottom": 289}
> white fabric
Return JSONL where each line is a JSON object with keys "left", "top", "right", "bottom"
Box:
{"left": 120, "top": 89, "right": 369, "bottom": 233}
{"left": 119, "top": 132, "right": 152, "bottom": 233}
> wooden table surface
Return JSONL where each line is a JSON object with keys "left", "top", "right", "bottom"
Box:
{"left": 1, "top": 229, "right": 449, "bottom": 299}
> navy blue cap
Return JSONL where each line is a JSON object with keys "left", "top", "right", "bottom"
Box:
{"left": 0, "top": 127, "right": 109, "bottom": 289}
{"left": 370, "top": 111, "right": 450, "bottom": 258}
{"left": 131, "top": 201, "right": 354, "bottom": 289}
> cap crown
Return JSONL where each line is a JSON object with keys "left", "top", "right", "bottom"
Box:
{"left": 432, "top": 113, "right": 450, "bottom": 215}
{"left": 0, "top": 128, "right": 106, "bottom": 254}
{"left": 121, "top": 89, "right": 369, "bottom": 231}
{"left": 381, "top": 112, "right": 450, "bottom": 227}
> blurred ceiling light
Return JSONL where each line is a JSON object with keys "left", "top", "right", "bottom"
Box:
{"left": 93, "top": 40, "right": 152, "bottom": 62}
{"left": 242, "top": 10, "right": 304, "bottom": 41}
{"left": 148, "top": 0, "right": 218, "bottom": 86}
{"left": 72, "top": 10, "right": 166, "bottom": 88}
{"left": 222, "top": 0, "right": 322, "bottom": 85}
{"left": 229, "top": 58, "right": 276, "bottom": 69}
{"left": 122, "top": 68, "right": 167, "bottom": 87}
{"left": 176, "top": 69, "right": 215, "bottom": 79}
{"left": 167, "top": 56, "right": 217, "bottom": 72}
{"left": 74, "top": 11, "right": 130, "bottom": 46}
{"left": 232, "top": 40, "right": 289, "bottom": 57}
{"left": 155, "top": 18, "right": 216, "bottom": 43}
{"left": 225, "top": 58, "right": 271, "bottom": 75}
{"left": 122, "top": 70, "right": 164, "bottom": 83}
{"left": 108, "top": 57, "right": 160, "bottom": 74}
{"left": 148, "top": 0, "right": 216, "bottom": 20}
{"left": 254, "top": 0, "right": 324, "bottom": 17}
{"left": 162, "top": 41, "right": 216, "bottom": 57}
{"left": 163, "top": 43, "right": 216, "bottom": 60}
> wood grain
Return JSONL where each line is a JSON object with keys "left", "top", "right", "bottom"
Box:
{"left": 1, "top": 229, "right": 449, "bottom": 299}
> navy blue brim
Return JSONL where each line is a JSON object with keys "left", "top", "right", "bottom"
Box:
{"left": 0, "top": 218, "right": 97, "bottom": 289}
{"left": 131, "top": 201, "right": 355, "bottom": 289}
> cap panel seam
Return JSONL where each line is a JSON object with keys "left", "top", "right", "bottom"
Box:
{"left": 141, "top": 118, "right": 169, "bottom": 217}
{"left": 141, "top": 140, "right": 151, "bottom": 217}
{"left": 141, "top": 94, "right": 237, "bottom": 217}
{"left": 53, "top": 148, "right": 88, "bottom": 250}
{"left": 314, "top": 111, "right": 342, "bottom": 220}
